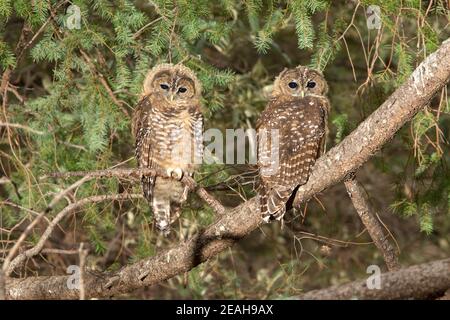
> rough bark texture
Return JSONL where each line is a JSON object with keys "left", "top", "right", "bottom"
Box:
{"left": 4, "top": 38, "right": 450, "bottom": 300}
{"left": 344, "top": 177, "right": 400, "bottom": 271}
{"left": 295, "top": 259, "right": 450, "bottom": 300}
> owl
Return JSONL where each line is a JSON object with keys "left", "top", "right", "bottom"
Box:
{"left": 132, "top": 64, "right": 203, "bottom": 235}
{"left": 256, "top": 66, "right": 330, "bottom": 222}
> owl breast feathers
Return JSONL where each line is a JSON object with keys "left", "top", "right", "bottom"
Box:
{"left": 132, "top": 64, "right": 203, "bottom": 235}
{"left": 257, "top": 66, "right": 330, "bottom": 222}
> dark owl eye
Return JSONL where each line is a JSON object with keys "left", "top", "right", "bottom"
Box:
{"left": 178, "top": 87, "right": 187, "bottom": 93}
{"left": 288, "top": 81, "right": 298, "bottom": 89}
{"left": 306, "top": 81, "right": 316, "bottom": 88}
{"left": 160, "top": 84, "right": 169, "bottom": 90}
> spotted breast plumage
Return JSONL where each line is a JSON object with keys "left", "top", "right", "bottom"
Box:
{"left": 256, "top": 66, "right": 330, "bottom": 222}
{"left": 132, "top": 64, "right": 203, "bottom": 235}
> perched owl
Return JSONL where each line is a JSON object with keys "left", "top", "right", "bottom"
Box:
{"left": 256, "top": 66, "right": 330, "bottom": 222}
{"left": 132, "top": 64, "right": 203, "bottom": 235}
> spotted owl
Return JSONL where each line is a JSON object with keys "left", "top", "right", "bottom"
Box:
{"left": 256, "top": 66, "right": 330, "bottom": 222}
{"left": 132, "top": 64, "right": 203, "bottom": 235}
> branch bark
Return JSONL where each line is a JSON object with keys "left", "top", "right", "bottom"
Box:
{"left": 344, "top": 176, "right": 400, "bottom": 271}
{"left": 4, "top": 38, "right": 450, "bottom": 299}
{"left": 295, "top": 258, "right": 450, "bottom": 300}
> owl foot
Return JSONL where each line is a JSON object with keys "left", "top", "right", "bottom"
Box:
{"left": 166, "top": 168, "right": 184, "bottom": 180}
{"left": 262, "top": 214, "right": 271, "bottom": 223}
{"left": 156, "top": 220, "right": 171, "bottom": 236}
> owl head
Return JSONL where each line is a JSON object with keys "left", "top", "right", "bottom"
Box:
{"left": 142, "top": 63, "right": 202, "bottom": 103}
{"left": 273, "top": 66, "right": 328, "bottom": 98}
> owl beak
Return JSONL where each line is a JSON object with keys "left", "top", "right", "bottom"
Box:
{"left": 300, "top": 90, "right": 305, "bottom": 98}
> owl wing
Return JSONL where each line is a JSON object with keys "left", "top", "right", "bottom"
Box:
{"left": 257, "top": 97, "right": 329, "bottom": 221}
{"left": 132, "top": 96, "right": 156, "bottom": 202}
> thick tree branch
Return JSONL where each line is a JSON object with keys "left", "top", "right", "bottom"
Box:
{"left": 4, "top": 38, "right": 450, "bottom": 299}
{"left": 295, "top": 258, "right": 450, "bottom": 300}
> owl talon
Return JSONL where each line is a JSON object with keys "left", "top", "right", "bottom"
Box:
{"left": 166, "top": 168, "right": 183, "bottom": 180}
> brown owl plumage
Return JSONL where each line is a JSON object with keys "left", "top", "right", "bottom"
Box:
{"left": 132, "top": 64, "right": 203, "bottom": 235}
{"left": 256, "top": 66, "right": 330, "bottom": 222}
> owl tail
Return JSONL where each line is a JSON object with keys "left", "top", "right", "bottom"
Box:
{"left": 141, "top": 176, "right": 154, "bottom": 203}
{"left": 258, "top": 183, "right": 292, "bottom": 223}
{"left": 152, "top": 197, "right": 171, "bottom": 236}
{"left": 141, "top": 176, "right": 171, "bottom": 236}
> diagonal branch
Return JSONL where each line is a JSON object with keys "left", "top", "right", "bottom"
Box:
{"left": 5, "top": 193, "right": 142, "bottom": 276}
{"left": 344, "top": 175, "right": 400, "bottom": 271}
{"left": 4, "top": 38, "right": 450, "bottom": 300}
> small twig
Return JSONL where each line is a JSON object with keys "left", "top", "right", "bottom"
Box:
{"left": 2, "top": 210, "right": 46, "bottom": 275}
{"left": 0, "top": 122, "right": 44, "bottom": 135}
{"left": 7, "top": 85, "right": 25, "bottom": 103}
{"left": 1, "top": 176, "right": 95, "bottom": 265}
{"left": 47, "top": 168, "right": 226, "bottom": 215}
{"left": 133, "top": 17, "right": 163, "bottom": 39}
{"left": 344, "top": 175, "right": 400, "bottom": 271}
{"left": 5, "top": 193, "right": 142, "bottom": 276}
{"left": 79, "top": 49, "right": 129, "bottom": 116}
{"left": 15, "top": 1, "right": 68, "bottom": 62}
{"left": 41, "top": 248, "right": 79, "bottom": 255}
{"left": 46, "top": 176, "right": 93, "bottom": 211}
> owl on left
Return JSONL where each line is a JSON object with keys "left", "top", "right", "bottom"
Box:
{"left": 132, "top": 64, "right": 203, "bottom": 235}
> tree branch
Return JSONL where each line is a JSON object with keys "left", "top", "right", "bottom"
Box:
{"left": 4, "top": 38, "right": 450, "bottom": 300}
{"left": 5, "top": 193, "right": 142, "bottom": 276}
{"left": 47, "top": 168, "right": 226, "bottom": 215}
{"left": 344, "top": 176, "right": 400, "bottom": 271}
{"left": 294, "top": 258, "right": 450, "bottom": 300}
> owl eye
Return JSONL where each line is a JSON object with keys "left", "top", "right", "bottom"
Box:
{"left": 306, "top": 81, "right": 316, "bottom": 88}
{"left": 288, "top": 81, "right": 298, "bottom": 89}
{"left": 160, "top": 84, "right": 169, "bottom": 90}
{"left": 178, "top": 87, "right": 187, "bottom": 93}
